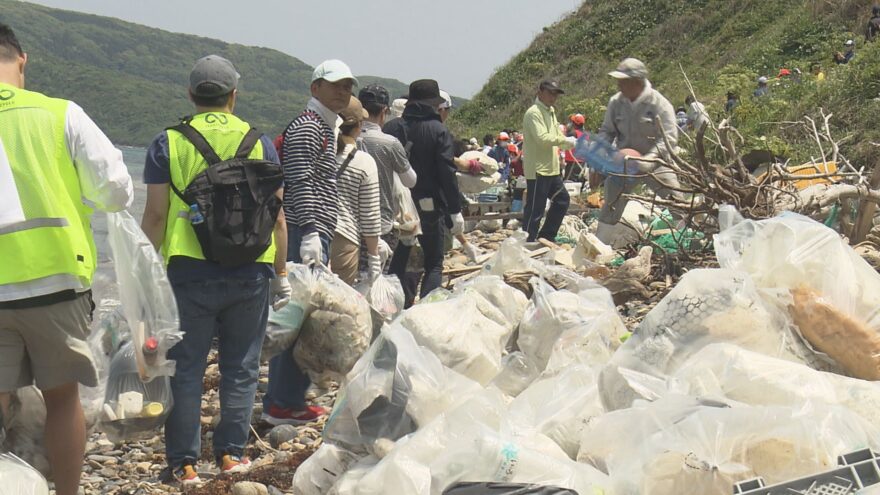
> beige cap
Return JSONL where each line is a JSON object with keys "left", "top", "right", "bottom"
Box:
{"left": 339, "top": 96, "right": 368, "bottom": 126}
{"left": 609, "top": 58, "right": 648, "bottom": 80}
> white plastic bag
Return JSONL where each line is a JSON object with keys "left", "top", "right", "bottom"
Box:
{"left": 263, "top": 264, "right": 317, "bottom": 360}
{"left": 0, "top": 453, "right": 49, "bottom": 495}
{"left": 518, "top": 279, "right": 626, "bottom": 373}
{"left": 453, "top": 275, "right": 529, "bottom": 332}
{"left": 608, "top": 403, "right": 880, "bottom": 495}
{"left": 393, "top": 173, "right": 421, "bottom": 244}
{"left": 293, "top": 444, "right": 363, "bottom": 495}
{"left": 482, "top": 232, "right": 543, "bottom": 277}
{"left": 363, "top": 275, "right": 405, "bottom": 323}
{"left": 342, "top": 391, "right": 610, "bottom": 495}
{"left": 489, "top": 352, "right": 541, "bottom": 398}
{"left": 324, "top": 324, "right": 482, "bottom": 454}
{"left": 106, "top": 211, "right": 182, "bottom": 381}
{"left": 398, "top": 291, "right": 513, "bottom": 384}
{"left": 295, "top": 266, "right": 373, "bottom": 381}
{"left": 505, "top": 365, "right": 605, "bottom": 459}
{"left": 671, "top": 343, "right": 880, "bottom": 428}
{"left": 598, "top": 268, "right": 807, "bottom": 411}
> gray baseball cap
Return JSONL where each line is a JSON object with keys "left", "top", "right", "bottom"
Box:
{"left": 190, "top": 55, "right": 240, "bottom": 97}
{"left": 609, "top": 58, "right": 649, "bottom": 80}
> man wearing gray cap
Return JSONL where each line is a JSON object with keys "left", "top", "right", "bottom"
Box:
{"left": 141, "top": 54, "right": 290, "bottom": 484}
{"left": 595, "top": 57, "right": 681, "bottom": 245}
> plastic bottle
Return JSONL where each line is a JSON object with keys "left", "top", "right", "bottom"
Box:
{"left": 573, "top": 132, "right": 633, "bottom": 181}
{"left": 142, "top": 336, "right": 159, "bottom": 366}
{"left": 189, "top": 204, "right": 204, "bottom": 225}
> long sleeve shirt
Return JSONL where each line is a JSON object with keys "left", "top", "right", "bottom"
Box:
{"left": 281, "top": 98, "right": 342, "bottom": 238}
{"left": 335, "top": 143, "right": 381, "bottom": 245}
{"left": 597, "top": 80, "right": 678, "bottom": 160}
{"left": 522, "top": 99, "right": 572, "bottom": 179}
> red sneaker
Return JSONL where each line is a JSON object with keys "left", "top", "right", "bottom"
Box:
{"left": 261, "top": 404, "right": 329, "bottom": 426}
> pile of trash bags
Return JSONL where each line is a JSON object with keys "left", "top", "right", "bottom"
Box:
{"left": 293, "top": 210, "right": 880, "bottom": 495}
{"left": 0, "top": 453, "right": 49, "bottom": 495}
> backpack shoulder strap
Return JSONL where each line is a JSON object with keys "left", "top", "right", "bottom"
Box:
{"left": 336, "top": 148, "right": 357, "bottom": 179}
{"left": 166, "top": 121, "right": 223, "bottom": 165}
{"left": 235, "top": 128, "right": 263, "bottom": 159}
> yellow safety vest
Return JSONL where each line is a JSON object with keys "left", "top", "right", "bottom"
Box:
{"left": 162, "top": 112, "right": 276, "bottom": 264}
{"left": 0, "top": 83, "right": 97, "bottom": 296}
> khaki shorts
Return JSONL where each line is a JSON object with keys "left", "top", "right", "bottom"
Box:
{"left": 0, "top": 293, "right": 98, "bottom": 392}
{"left": 330, "top": 236, "right": 360, "bottom": 286}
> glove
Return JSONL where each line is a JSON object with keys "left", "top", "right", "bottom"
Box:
{"left": 463, "top": 242, "right": 482, "bottom": 264}
{"left": 271, "top": 275, "right": 292, "bottom": 311}
{"left": 300, "top": 231, "right": 322, "bottom": 265}
{"left": 564, "top": 136, "right": 577, "bottom": 149}
{"left": 377, "top": 238, "right": 393, "bottom": 266}
{"left": 450, "top": 212, "right": 465, "bottom": 235}
{"left": 467, "top": 159, "right": 483, "bottom": 175}
{"left": 367, "top": 253, "right": 382, "bottom": 281}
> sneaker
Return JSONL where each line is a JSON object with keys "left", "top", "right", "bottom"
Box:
{"left": 218, "top": 453, "right": 252, "bottom": 474}
{"left": 261, "top": 404, "right": 329, "bottom": 426}
{"left": 159, "top": 462, "right": 201, "bottom": 486}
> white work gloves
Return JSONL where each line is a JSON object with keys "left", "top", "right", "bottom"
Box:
{"left": 450, "top": 212, "right": 465, "bottom": 235}
{"left": 271, "top": 275, "right": 292, "bottom": 311}
{"left": 367, "top": 253, "right": 383, "bottom": 281}
{"left": 564, "top": 136, "right": 577, "bottom": 149}
{"left": 463, "top": 242, "right": 482, "bottom": 264}
{"left": 300, "top": 232, "right": 323, "bottom": 265}
{"left": 377, "top": 238, "right": 393, "bottom": 267}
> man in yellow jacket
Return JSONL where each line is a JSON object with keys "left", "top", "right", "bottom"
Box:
{"left": 0, "top": 24, "right": 133, "bottom": 495}
{"left": 521, "top": 79, "right": 576, "bottom": 242}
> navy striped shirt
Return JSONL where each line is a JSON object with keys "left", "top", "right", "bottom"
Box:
{"left": 281, "top": 104, "right": 339, "bottom": 238}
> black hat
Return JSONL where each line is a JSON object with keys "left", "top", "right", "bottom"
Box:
{"left": 539, "top": 79, "right": 565, "bottom": 94}
{"left": 407, "top": 79, "right": 445, "bottom": 106}
{"left": 358, "top": 84, "right": 390, "bottom": 106}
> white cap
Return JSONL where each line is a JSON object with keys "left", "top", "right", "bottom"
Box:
{"left": 757, "top": 76, "right": 768, "bottom": 84}
{"left": 312, "top": 59, "right": 358, "bottom": 85}
{"left": 845, "top": 39, "right": 854, "bottom": 46}
{"left": 609, "top": 58, "right": 648, "bottom": 79}
{"left": 497, "top": 131, "right": 510, "bottom": 141}
{"left": 389, "top": 98, "right": 407, "bottom": 119}
{"left": 439, "top": 90, "right": 453, "bottom": 109}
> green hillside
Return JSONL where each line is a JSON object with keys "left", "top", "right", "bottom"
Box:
{"left": 0, "top": 0, "right": 412, "bottom": 146}
{"left": 451, "top": 0, "right": 880, "bottom": 165}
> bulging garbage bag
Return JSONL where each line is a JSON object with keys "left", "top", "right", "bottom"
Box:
{"left": 324, "top": 324, "right": 482, "bottom": 454}
{"left": 518, "top": 279, "right": 626, "bottom": 373}
{"left": 100, "top": 341, "right": 173, "bottom": 442}
{"left": 398, "top": 291, "right": 513, "bottom": 384}
{"left": 0, "top": 453, "right": 49, "bottom": 495}
{"left": 263, "top": 264, "right": 318, "bottom": 360}
{"left": 482, "top": 232, "right": 543, "bottom": 277}
{"left": 453, "top": 275, "right": 529, "bottom": 333}
{"left": 607, "top": 402, "right": 880, "bottom": 495}
{"left": 670, "top": 343, "right": 880, "bottom": 428}
{"left": 335, "top": 391, "right": 609, "bottom": 495}
{"left": 294, "top": 266, "right": 373, "bottom": 381}
{"left": 505, "top": 365, "right": 605, "bottom": 459}
{"left": 442, "top": 482, "right": 578, "bottom": 495}
{"left": 598, "top": 269, "right": 807, "bottom": 411}
{"left": 362, "top": 274, "right": 406, "bottom": 323}
{"left": 489, "top": 352, "right": 541, "bottom": 398}
{"left": 715, "top": 213, "right": 880, "bottom": 379}
{"left": 293, "top": 444, "right": 363, "bottom": 495}
{"left": 106, "top": 211, "right": 183, "bottom": 381}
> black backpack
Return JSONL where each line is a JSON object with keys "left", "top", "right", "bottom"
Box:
{"left": 167, "top": 120, "right": 284, "bottom": 267}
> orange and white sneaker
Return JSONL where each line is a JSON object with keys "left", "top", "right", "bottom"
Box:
{"left": 219, "top": 453, "right": 252, "bottom": 474}
{"left": 170, "top": 463, "right": 201, "bottom": 486}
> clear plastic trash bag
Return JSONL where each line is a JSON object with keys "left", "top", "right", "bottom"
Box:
{"left": 360, "top": 274, "right": 406, "bottom": 323}
{"left": 100, "top": 341, "right": 173, "bottom": 442}
{"left": 0, "top": 453, "right": 49, "bottom": 495}
{"left": 106, "top": 211, "right": 182, "bottom": 381}
{"left": 324, "top": 324, "right": 482, "bottom": 455}
{"left": 294, "top": 265, "right": 373, "bottom": 381}
{"left": 263, "top": 264, "right": 317, "bottom": 360}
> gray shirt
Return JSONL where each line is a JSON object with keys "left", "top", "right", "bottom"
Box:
{"left": 598, "top": 79, "right": 678, "bottom": 160}
{"left": 359, "top": 120, "right": 413, "bottom": 234}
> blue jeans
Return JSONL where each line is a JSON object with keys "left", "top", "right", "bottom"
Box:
{"left": 164, "top": 277, "right": 270, "bottom": 467}
{"left": 263, "top": 224, "right": 331, "bottom": 410}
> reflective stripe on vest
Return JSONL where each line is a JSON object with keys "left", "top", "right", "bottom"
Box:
{"left": 0, "top": 83, "right": 96, "bottom": 293}
{"left": 162, "top": 112, "right": 276, "bottom": 265}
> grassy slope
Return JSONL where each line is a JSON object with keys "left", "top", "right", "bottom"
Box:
{"left": 451, "top": 0, "right": 880, "bottom": 165}
{"left": 0, "top": 0, "right": 412, "bottom": 146}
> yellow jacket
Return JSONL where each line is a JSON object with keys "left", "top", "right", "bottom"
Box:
{"left": 522, "top": 98, "right": 572, "bottom": 179}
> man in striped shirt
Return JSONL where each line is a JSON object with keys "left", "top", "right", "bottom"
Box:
{"left": 263, "top": 59, "right": 356, "bottom": 426}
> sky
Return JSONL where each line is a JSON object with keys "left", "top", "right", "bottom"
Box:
{"left": 28, "top": 0, "right": 580, "bottom": 98}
